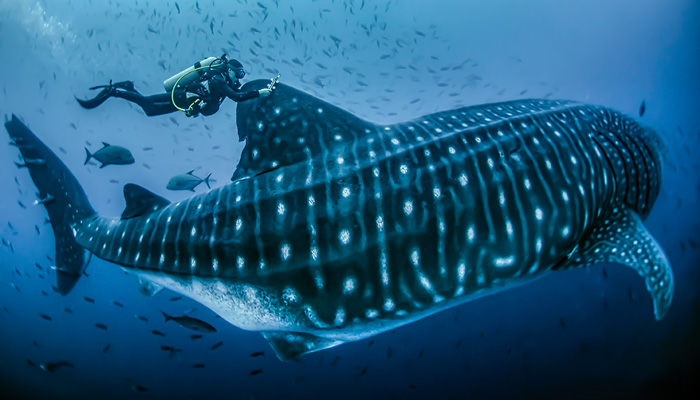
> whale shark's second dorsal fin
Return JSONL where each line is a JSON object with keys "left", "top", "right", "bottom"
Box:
{"left": 232, "top": 81, "right": 375, "bottom": 181}
{"left": 121, "top": 183, "right": 170, "bottom": 220}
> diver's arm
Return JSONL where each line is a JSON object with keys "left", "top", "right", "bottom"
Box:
{"left": 210, "top": 77, "right": 260, "bottom": 102}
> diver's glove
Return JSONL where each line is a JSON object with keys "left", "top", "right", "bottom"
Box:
{"left": 258, "top": 88, "right": 272, "bottom": 97}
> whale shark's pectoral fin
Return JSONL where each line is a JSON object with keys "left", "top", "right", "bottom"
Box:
{"left": 261, "top": 331, "right": 343, "bottom": 361}
{"left": 555, "top": 207, "right": 673, "bottom": 320}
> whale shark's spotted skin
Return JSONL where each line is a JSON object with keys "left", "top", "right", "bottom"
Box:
{"left": 6, "top": 81, "right": 672, "bottom": 360}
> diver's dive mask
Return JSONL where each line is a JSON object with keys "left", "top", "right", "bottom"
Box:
{"left": 230, "top": 68, "right": 245, "bottom": 80}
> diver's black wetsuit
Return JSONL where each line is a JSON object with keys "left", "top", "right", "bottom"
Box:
{"left": 79, "top": 69, "right": 260, "bottom": 117}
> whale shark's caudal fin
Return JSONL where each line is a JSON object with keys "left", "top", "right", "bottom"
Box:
{"left": 5, "top": 115, "right": 96, "bottom": 295}
{"left": 554, "top": 207, "right": 673, "bottom": 320}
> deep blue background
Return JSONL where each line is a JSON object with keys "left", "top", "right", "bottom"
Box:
{"left": 1, "top": 1, "right": 699, "bottom": 399}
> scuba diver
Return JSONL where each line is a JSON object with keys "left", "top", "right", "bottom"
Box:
{"left": 76, "top": 55, "right": 275, "bottom": 117}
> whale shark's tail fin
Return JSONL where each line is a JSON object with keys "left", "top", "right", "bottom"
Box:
{"left": 5, "top": 115, "right": 96, "bottom": 294}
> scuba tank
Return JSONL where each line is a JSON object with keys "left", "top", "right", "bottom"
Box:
{"left": 163, "top": 56, "right": 224, "bottom": 92}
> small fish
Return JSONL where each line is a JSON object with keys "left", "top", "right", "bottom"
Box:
{"left": 33, "top": 194, "right": 55, "bottom": 205}
{"left": 26, "top": 359, "right": 36, "bottom": 367}
{"left": 639, "top": 100, "right": 646, "bottom": 117}
{"left": 131, "top": 385, "right": 148, "bottom": 392}
{"left": 103, "top": 344, "right": 111, "bottom": 354}
{"left": 15, "top": 158, "right": 47, "bottom": 168}
{"left": 166, "top": 171, "right": 211, "bottom": 192}
{"left": 136, "top": 315, "right": 149, "bottom": 322}
{"left": 83, "top": 296, "right": 95, "bottom": 303}
{"left": 112, "top": 300, "right": 123, "bottom": 308}
{"left": 190, "top": 334, "right": 203, "bottom": 340}
{"left": 250, "top": 351, "right": 264, "bottom": 357}
{"left": 39, "top": 313, "right": 52, "bottom": 321}
{"left": 559, "top": 317, "right": 566, "bottom": 329}
{"left": 249, "top": 369, "right": 263, "bottom": 376}
{"left": 95, "top": 323, "right": 108, "bottom": 330}
{"left": 151, "top": 330, "right": 166, "bottom": 337}
{"left": 161, "top": 311, "right": 216, "bottom": 333}
{"left": 84, "top": 142, "right": 134, "bottom": 168}
{"left": 160, "top": 345, "right": 182, "bottom": 356}
{"left": 210, "top": 341, "right": 224, "bottom": 350}
{"left": 40, "top": 361, "right": 74, "bottom": 373}
{"left": 169, "top": 296, "right": 183, "bottom": 302}
{"left": 64, "top": 307, "right": 73, "bottom": 314}
{"left": 192, "top": 363, "right": 206, "bottom": 369}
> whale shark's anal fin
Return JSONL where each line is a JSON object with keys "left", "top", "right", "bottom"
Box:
{"left": 555, "top": 207, "right": 673, "bottom": 320}
{"left": 261, "top": 331, "right": 343, "bottom": 361}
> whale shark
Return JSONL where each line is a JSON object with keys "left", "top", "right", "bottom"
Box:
{"left": 5, "top": 80, "right": 673, "bottom": 360}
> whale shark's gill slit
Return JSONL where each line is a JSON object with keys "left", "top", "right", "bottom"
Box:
{"left": 624, "top": 129, "right": 653, "bottom": 216}
{"left": 606, "top": 127, "right": 638, "bottom": 209}
{"left": 633, "top": 133, "right": 656, "bottom": 216}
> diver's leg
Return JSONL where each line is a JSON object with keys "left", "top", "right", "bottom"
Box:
{"left": 112, "top": 91, "right": 178, "bottom": 116}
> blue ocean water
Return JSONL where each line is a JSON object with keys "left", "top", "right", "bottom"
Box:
{"left": 0, "top": 0, "right": 699, "bottom": 399}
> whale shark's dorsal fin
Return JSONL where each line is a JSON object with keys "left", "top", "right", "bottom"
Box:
{"left": 121, "top": 183, "right": 170, "bottom": 220}
{"left": 554, "top": 207, "right": 673, "bottom": 320}
{"left": 232, "top": 81, "right": 375, "bottom": 181}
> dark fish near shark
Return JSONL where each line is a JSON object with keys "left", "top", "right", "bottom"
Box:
{"left": 84, "top": 142, "right": 134, "bottom": 168}
{"left": 166, "top": 170, "right": 212, "bottom": 192}
{"left": 160, "top": 311, "right": 216, "bottom": 333}
{"left": 5, "top": 80, "right": 672, "bottom": 361}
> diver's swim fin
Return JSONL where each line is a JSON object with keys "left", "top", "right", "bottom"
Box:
{"left": 88, "top": 80, "right": 135, "bottom": 92}
{"left": 76, "top": 87, "right": 114, "bottom": 109}
{"left": 78, "top": 81, "right": 137, "bottom": 109}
